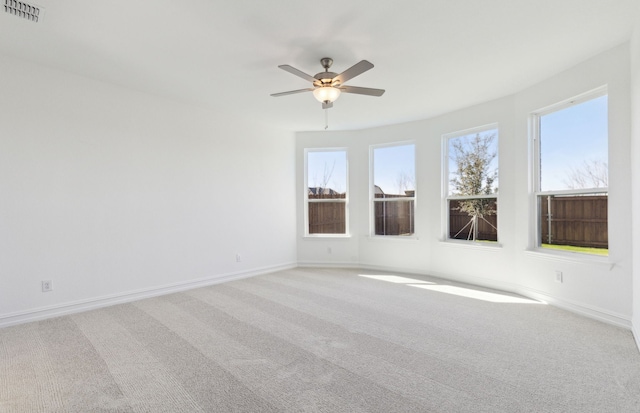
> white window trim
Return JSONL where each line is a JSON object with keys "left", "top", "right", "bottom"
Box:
{"left": 529, "top": 86, "right": 608, "bottom": 254}
{"left": 441, "top": 123, "right": 499, "bottom": 244}
{"left": 369, "top": 140, "right": 417, "bottom": 238}
{"left": 304, "top": 147, "right": 349, "bottom": 237}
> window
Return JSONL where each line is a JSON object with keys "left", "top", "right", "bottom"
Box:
{"left": 532, "top": 89, "right": 608, "bottom": 255}
{"left": 371, "top": 143, "right": 415, "bottom": 236}
{"left": 443, "top": 126, "right": 499, "bottom": 242}
{"left": 305, "top": 149, "right": 348, "bottom": 235}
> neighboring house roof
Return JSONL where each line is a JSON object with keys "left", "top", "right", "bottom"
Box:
{"left": 374, "top": 186, "right": 415, "bottom": 197}
{"left": 308, "top": 187, "right": 339, "bottom": 196}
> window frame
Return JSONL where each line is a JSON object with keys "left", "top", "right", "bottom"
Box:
{"left": 441, "top": 123, "right": 500, "bottom": 244}
{"left": 529, "top": 86, "right": 608, "bottom": 255}
{"left": 304, "top": 147, "right": 349, "bottom": 237}
{"left": 369, "top": 141, "right": 417, "bottom": 238}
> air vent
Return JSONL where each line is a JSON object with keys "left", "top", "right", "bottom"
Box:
{"left": 4, "top": 0, "right": 42, "bottom": 22}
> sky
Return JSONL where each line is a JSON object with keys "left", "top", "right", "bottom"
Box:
{"left": 306, "top": 150, "right": 347, "bottom": 193}
{"left": 307, "top": 94, "right": 607, "bottom": 195}
{"left": 306, "top": 145, "right": 416, "bottom": 195}
{"left": 373, "top": 144, "right": 415, "bottom": 195}
{"left": 540, "top": 94, "right": 608, "bottom": 191}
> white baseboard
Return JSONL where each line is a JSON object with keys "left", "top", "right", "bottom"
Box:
{"left": 6, "top": 261, "right": 632, "bottom": 338}
{"left": 307, "top": 262, "right": 633, "bottom": 330}
{"left": 633, "top": 324, "right": 640, "bottom": 353}
{"left": 516, "top": 287, "right": 631, "bottom": 329}
{"left": 297, "top": 260, "right": 360, "bottom": 269}
{"left": 0, "top": 262, "right": 297, "bottom": 329}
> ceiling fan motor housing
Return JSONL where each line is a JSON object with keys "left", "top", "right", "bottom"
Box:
{"left": 313, "top": 72, "right": 339, "bottom": 87}
{"left": 314, "top": 57, "right": 340, "bottom": 87}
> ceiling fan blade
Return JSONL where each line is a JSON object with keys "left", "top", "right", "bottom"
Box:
{"left": 339, "top": 85, "right": 385, "bottom": 97}
{"left": 333, "top": 60, "right": 374, "bottom": 85}
{"left": 278, "top": 65, "right": 318, "bottom": 83}
{"left": 270, "top": 88, "right": 314, "bottom": 97}
{"left": 322, "top": 101, "right": 333, "bottom": 109}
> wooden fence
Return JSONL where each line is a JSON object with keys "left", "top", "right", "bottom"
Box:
{"left": 309, "top": 193, "right": 607, "bottom": 247}
{"left": 308, "top": 194, "right": 346, "bottom": 234}
{"left": 448, "top": 200, "right": 498, "bottom": 241}
{"left": 374, "top": 199, "right": 414, "bottom": 236}
{"left": 308, "top": 193, "right": 416, "bottom": 235}
{"left": 540, "top": 194, "right": 608, "bottom": 248}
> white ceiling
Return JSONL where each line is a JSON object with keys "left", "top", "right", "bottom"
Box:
{"left": 0, "top": 0, "right": 638, "bottom": 131}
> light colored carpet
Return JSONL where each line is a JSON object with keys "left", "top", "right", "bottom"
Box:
{"left": 1, "top": 267, "right": 639, "bottom": 412}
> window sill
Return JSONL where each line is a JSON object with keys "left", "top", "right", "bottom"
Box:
{"left": 523, "top": 248, "right": 612, "bottom": 267}
{"left": 439, "top": 239, "right": 503, "bottom": 250}
{"left": 366, "top": 234, "right": 420, "bottom": 241}
{"left": 303, "top": 234, "right": 352, "bottom": 239}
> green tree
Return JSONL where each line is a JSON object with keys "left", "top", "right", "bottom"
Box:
{"left": 449, "top": 133, "right": 498, "bottom": 240}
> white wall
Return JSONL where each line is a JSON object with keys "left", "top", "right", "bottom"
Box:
{"left": 295, "top": 131, "right": 362, "bottom": 266}
{"left": 631, "top": 23, "right": 640, "bottom": 348}
{"left": 0, "top": 55, "right": 297, "bottom": 326}
{"left": 297, "top": 44, "right": 633, "bottom": 328}
{"left": 513, "top": 45, "right": 632, "bottom": 325}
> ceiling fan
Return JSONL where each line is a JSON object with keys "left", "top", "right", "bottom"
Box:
{"left": 271, "top": 57, "right": 385, "bottom": 109}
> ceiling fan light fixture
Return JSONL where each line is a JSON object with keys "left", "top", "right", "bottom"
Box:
{"left": 313, "top": 86, "right": 341, "bottom": 104}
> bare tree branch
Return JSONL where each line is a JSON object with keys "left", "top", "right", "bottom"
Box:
{"left": 563, "top": 159, "right": 608, "bottom": 189}
{"left": 312, "top": 160, "right": 336, "bottom": 195}
{"left": 395, "top": 169, "right": 415, "bottom": 195}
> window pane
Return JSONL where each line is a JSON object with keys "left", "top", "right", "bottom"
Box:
{"left": 448, "top": 199, "right": 497, "bottom": 241}
{"left": 539, "top": 95, "right": 608, "bottom": 191}
{"left": 374, "top": 200, "right": 415, "bottom": 236}
{"left": 447, "top": 130, "right": 498, "bottom": 196}
{"left": 306, "top": 150, "right": 347, "bottom": 235}
{"left": 308, "top": 202, "right": 345, "bottom": 234}
{"left": 373, "top": 144, "right": 415, "bottom": 236}
{"left": 536, "top": 93, "right": 608, "bottom": 255}
{"left": 445, "top": 128, "right": 498, "bottom": 242}
{"left": 307, "top": 151, "right": 347, "bottom": 198}
{"left": 539, "top": 193, "right": 608, "bottom": 252}
{"left": 373, "top": 144, "right": 415, "bottom": 197}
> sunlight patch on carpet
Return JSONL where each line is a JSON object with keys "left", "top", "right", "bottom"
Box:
{"left": 410, "top": 284, "right": 544, "bottom": 304}
{"left": 358, "top": 274, "right": 435, "bottom": 284}
{"left": 359, "top": 274, "right": 544, "bottom": 304}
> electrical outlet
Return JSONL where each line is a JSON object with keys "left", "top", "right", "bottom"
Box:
{"left": 236, "top": 253, "right": 241, "bottom": 262}
{"left": 42, "top": 280, "right": 53, "bottom": 292}
{"left": 555, "top": 271, "right": 563, "bottom": 283}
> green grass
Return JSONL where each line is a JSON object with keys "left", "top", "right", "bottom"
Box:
{"left": 541, "top": 243, "right": 608, "bottom": 256}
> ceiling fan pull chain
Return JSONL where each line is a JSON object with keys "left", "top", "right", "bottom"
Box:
{"left": 324, "top": 108, "right": 329, "bottom": 130}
